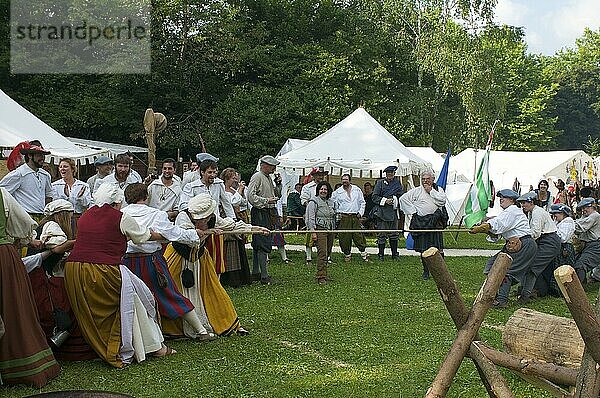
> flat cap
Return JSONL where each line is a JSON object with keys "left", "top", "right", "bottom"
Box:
{"left": 94, "top": 155, "right": 114, "bottom": 166}
{"left": 496, "top": 189, "right": 519, "bottom": 200}
{"left": 577, "top": 197, "right": 595, "bottom": 209}
{"left": 260, "top": 155, "right": 280, "bottom": 166}
{"left": 196, "top": 152, "right": 219, "bottom": 163}
{"left": 383, "top": 165, "right": 398, "bottom": 173}
{"left": 549, "top": 204, "right": 571, "bottom": 216}
{"left": 517, "top": 191, "right": 537, "bottom": 202}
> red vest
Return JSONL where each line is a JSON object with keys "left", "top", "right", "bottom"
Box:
{"left": 68, "top": 205, "right": 128, "bottom": 265}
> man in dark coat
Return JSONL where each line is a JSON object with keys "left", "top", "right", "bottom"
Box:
{"left": 372, "top": 166, "right": 404, "bottom": 261}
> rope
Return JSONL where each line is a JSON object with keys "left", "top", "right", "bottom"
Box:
{"left": 217, "top": 228, "right": 473, "bottom": 235}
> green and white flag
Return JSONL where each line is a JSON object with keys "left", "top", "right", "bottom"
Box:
{"left": 464, "top": 149, "right": 491, "bottom": 228}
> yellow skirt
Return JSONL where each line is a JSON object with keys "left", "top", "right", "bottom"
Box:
{"left": 64, "top": 261, "right": 123, "bottom": 368}
{"left": 163, "top": 244, "right": 240, "bottom": 336}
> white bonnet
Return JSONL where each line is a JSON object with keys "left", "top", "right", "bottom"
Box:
{"left": 93, "top": 183, "right": 124, "bottom": 206}
{"left": 187, "top": 193, "right": 217, "bottom": 220}
{"left": 44, "top": 199, "right": 74, "bottom": 216}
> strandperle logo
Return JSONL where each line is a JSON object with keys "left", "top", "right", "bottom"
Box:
{"left": 10, "top": 0, "right": 151, "bottom": 74}
{"left": 14, "top": 20, "right": 147, "bottom": 46}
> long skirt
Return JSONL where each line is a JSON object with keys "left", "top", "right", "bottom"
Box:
{"left": 64, "top": 261, "right": 163, "bottom": 368}
{"left": 163, "top": 244, "right": 240, "bottom": 337}
{"left": 122, "top": 252, "right": 194, "bottom": 320}
{"left": 0, "top": 244, "right": 60, "bottom": 387}
{"left": 28, "top": 267, "right": 97, "bottom": 361}
{"left": 221, "top": 236, "right": 251, "bottom": 288}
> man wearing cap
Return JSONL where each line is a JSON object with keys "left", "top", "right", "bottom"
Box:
{"left": 300, "top": 167, "right": 329, "bottom": 264}
{"left": 540, "top": 204, "right": 576, "bottom": 297}
{"left": 470, "top": 189, "right": 537, "bottom": 308}
{"left": 94, "top": 153, "right": 142, "bottom": 200}
{"left": 87, "top": 156, "right": 114, "bottom": 193}
{"left": 0, "top": 142, "right": 52, "bottom": 219}
{"left": 372, "top": 165, "right": 404, "bottom": 261}
{"left": 332, "top": 173, "right": 368, "bottom": 262}
{"left": 399, "top": 170, "right": 447, "bottom": 279}
{"left": 573, "top": 198, "right": 600, "bottom": 283}
{"left": 516, "top": 191, "right": 561, "bottom": 303}
{"left": 147, "top": 158, "right": 181, "bottom": 221}
{"left": 182, "top": 153, "right": 219, "bottom": 186}
{"left": 247, "top": 155, "right": 282, "bottom": 284}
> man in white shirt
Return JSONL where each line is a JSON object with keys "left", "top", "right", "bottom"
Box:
{"left": 516, "top": 191, "right": 561, "bottom": 303}
{"left": 543, "top": 204, "right": 576, "bottom": 297}
{"left": 87, "top": 156, "right": 114, "bottom": 193}
{"left": 0, "top": 142, "right": 52, "bottom": 218}
{"left": 332, "top": 174, "right": 368, "bottom": 262}
{"left": 94, "top": 153, "right": 142, "bottom": 201}
{"left": 573, "top": 198, "right": 600, "bottom": 283}
{"left": 470, "top": 189, "right": 537, "bottom": 308}
{"left": 147, "top": 158, "right": 181, "bottom": 221}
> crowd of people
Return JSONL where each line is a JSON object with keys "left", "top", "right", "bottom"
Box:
{"left": 470, "top": 179, "right": 600, "bottom": 308}
{"left": 1, "top": 139, "right": 598, "bottom": 387}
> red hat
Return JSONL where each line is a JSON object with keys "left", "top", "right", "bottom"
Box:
{"left": 7, "top": 141, "right": 30, "bottom": 171}
{"left": 20, "top": 144, "right": 50, "bottom": 155}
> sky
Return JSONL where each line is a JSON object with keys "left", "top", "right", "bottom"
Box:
{"left": 493, "top": 0, "right": 600, "bottom": 55}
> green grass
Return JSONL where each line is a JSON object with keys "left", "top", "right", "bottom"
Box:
{"left": 3, "top": 252, "right": 596, "bottom": 397}
{"left": 284, "top": 227, "right": 504, "bottom": 250}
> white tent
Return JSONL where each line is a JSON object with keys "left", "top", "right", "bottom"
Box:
{"left": 0, "top": 89, "right": 108, "bottom": 164}
{"left": 276, "top": 108, "right": 431, "bottom": 178}
{"left": 67, "top": 137, "right": 148, "bottom": 157}
{"left": 453, "top": 148, "right": 596, "bottom": 217}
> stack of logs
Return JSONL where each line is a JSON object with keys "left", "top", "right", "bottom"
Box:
{"left": 421, "top": 247, "right": 600, "bottom": 397}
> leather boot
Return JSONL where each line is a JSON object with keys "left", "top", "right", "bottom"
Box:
{"left": 378, "top": 243, "right": 385, "bottom": 261}
{"left": 390, "top": 240, "right": 399, "bottom": 260}
{"left": 421, "top": 257, "right": 429, "bottom": 280}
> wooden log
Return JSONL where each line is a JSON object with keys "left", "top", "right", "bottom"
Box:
{"left": 425, "top": 249, "right": 512, "bottom": 397}
{"left": 503, "top": 308, "right": 584, "bottom": 368}
{"left": 554, "top": 265, "right": 600, "bottom": 364}
{"left": 512, "top": 372, "right": 573, "bottom": 398}
{"left": 574, "top": 287, "right": 600, "bottom": 398}
{"left": 475, "top": 342, "right": 579, "bottom": 387}
{"left": 423, "top": 247, "right": 514, "bottom": 398}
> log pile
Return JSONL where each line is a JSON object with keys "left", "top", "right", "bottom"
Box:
{"left": 421, "top": 249, "right": 600, "bottom": 397}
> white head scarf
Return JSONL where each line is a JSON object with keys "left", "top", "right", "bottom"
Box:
{"left": 93, "top": 183, "right": 124, "bottom": 207}
{"left": 187, "top": 193, "right": 217, "bottom": 220}
{"left": 44, "top": 199, "right": 74, "bottom": 216}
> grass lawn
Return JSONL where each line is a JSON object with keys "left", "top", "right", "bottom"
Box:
{"left": 3, "top": 252, "right": 596, "bottom": 397}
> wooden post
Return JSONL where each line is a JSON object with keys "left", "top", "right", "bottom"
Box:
{"left": 423, "top": 247, "right": 514, "bottom": 398}
{"left": 574, "top": 288, "right": 600, "bottom": 398}
{"left": 554, "top": 265, "right": 600, "bottom": 364}
{"left": 474, "top": 342, "right": 578, "bottom": 387}
{"left": 425, "top": 248, "right": 513, "bottom": 397}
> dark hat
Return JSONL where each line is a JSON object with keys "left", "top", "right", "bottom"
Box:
{"left": 20, "top": 144, "right": 50, "bottom": 155}
{"left": 383, "top": 165, "right": 398, "bottom": 173}
{"left": 549, "top": 204, "right": 571, "bottom": 216}
{"left": 310, "top": 166, "right": 328, "bottom": 175}
{"left": 577, "top": 197, "right": 595, "bottom": 209}
{"left": 196, "top": 153, "right": 219, "bottom": 163}
{"left": 259, "top": 155, "right": 280, "bottom": 166}
{"left": 496, "top": 189, "right": 519, "bottom": 200}
{"left": 94, "top": 155, "right": 114, "bottom": 166}
{"left": 517, "top": 191, "right": 537, "bottom": 202}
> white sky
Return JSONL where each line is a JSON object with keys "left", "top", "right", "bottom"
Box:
{"left": 494, "top": 0, "right": 600, "bottom": 55}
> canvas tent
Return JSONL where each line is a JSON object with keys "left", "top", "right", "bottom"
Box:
{"left": 67, "top": 137, "right": 148, "bottom": 157}
{"left": 0, "top": 89, "right": 108, "bottom": 164}
{"left": 276, "top": 108, "right": 431, "bottom": 178}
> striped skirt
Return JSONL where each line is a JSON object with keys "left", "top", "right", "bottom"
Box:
{"left": 0, "top": 244, "right": 60, "bottom": 387}
{"left": 122, "top": 252, "right": 194, "bottom": 320}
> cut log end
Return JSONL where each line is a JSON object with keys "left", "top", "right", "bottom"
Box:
{"left": 423, "top": 247, "right": 439, "bottom": 258}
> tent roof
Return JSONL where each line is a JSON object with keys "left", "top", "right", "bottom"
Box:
{"left": 277, "top": 138, "right": 309, "bottom": 157}
{"left": 453, "top": 148, "right": 595, "bottom": 191}
{"left": 276, "top": 108, "right": 430, "bottom": 177}
{"left": 406, "top": 147, "right": 470, "bottom": 184}
{"left": 67, "top": 137, "right": 148, "bottom": 157}
{"left": 0, "top": 89, "right": 108, "bottom": 164}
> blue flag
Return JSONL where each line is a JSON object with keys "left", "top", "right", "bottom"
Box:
{"left": 436, "top": 148, "right": 451, "bottom": 190}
